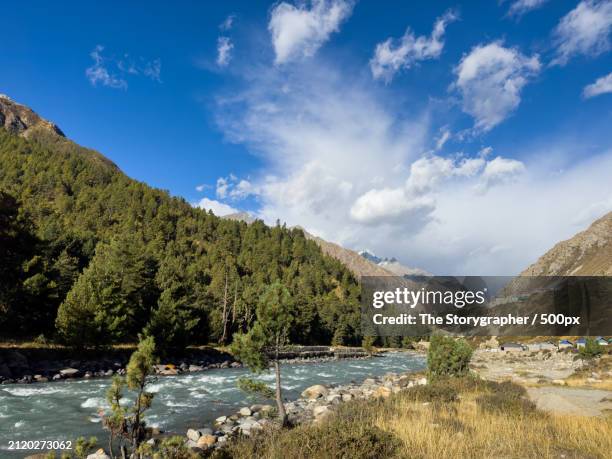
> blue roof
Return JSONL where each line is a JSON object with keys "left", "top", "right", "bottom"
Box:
{"left": 559, "top": 340, "right": 572, "bottom": 344}
{"left": 576, "top": 338, "right": 587, "bottom": 343}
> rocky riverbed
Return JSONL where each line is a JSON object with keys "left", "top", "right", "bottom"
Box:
{"left": 0, "top": 346, "right": 369, "bottom": 385}
{"left": 179, "top": 369, "right": 428, "bottom": 453}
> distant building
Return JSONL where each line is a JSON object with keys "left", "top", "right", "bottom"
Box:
{"left": 576, "top": 338, "right": 587, "bottom": 348}
{"left": 558, "top": 339, "right": 573, "bottom": 349}
{"left": 595, "top": 337, "right": 609, "bottom": 346}
{"left": 526, "top": 342, "right": 556, "bottom": 352}
{"left": 500, "top": 343, "right": 525, "bottom": 352}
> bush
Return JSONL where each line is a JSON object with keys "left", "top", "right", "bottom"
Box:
{"left": 579, "top": 338, "right": 603, "bottom": 360}
{"left": 427, "top": 335, "right": 473, "bottom": 378}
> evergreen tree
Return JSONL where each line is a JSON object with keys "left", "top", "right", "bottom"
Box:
{"left": 231, "top": 281, "right": 295, "bottom": 427}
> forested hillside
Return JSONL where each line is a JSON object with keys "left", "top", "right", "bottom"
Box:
{"left": 0, "top": 110, "right": 361, "bottom": 351}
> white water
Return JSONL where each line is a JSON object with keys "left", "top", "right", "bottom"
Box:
{"left": 0, "top": 352, "right": 424, "bottom": 457}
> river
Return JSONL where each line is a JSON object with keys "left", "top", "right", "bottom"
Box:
{"left": 0, "top": 352, "right": 425, "bottom": 457}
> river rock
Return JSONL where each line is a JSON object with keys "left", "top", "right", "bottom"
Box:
{"left": 86, "top": 449, "right": 111, "bottom": 459}
{"left": 186, "top": 428, "right": 202, "bottom": 442}
{"left": 416, "top": 377, "right": 427, "bottom": 386}
{"left": 60, "top": 368, "right": 79, "bottom": 377}
{"left": 196, "top": 434, "right": 217, "bottom": 448}
{"left": 239, "top": 407, "right": 252, "bottom": 416}
{"left": 313, "top": 405, "right": 332, "bottom": 420}
{"left": 189, "top": 365, "right": 204, "bottom": 372}
{"left": 301, "top": 384, "right": 328, "bottom": 399}
{"left": 341, "top": 393, "right": 354, "bottom": 402}
{"left": 326, "top": 394, "right": 342, "bottom": 405}
{"left": 215, "top": 415, "right": 228, "bottom": 424}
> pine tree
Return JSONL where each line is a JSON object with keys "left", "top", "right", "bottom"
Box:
{"left": 231, "top": 281, "right": 295, "bottom": 427}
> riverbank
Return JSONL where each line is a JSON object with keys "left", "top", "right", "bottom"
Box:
{"left": 179, "top": 365, "right": 428, "bottom": 452}
{"left": 0, "top": 345, "right": 371, "bottom": 385}
{"left": 218, "top": 376, "right": 612, "bottom": 459}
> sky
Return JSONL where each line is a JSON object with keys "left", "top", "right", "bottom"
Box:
{"left": 1, "top": 0, "right": 612, "bottom": 276}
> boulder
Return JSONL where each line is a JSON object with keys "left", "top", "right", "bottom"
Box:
{"left": 341, "top": 393, "right": 354, "bottom": 402}
{"left": 326, "top": 394, "right": 342, "bottom": 405}
{"left": 60, "top": 368, "right": 79, "bottom": 377}
{"left": 86, "top": 449, "right": 111, "bottom": 459}
{"left": 313, "top": 405, "right": 332, "bottom": 420}
{"left": 215, "top": 415, "right": 228, "bottom": 424}
{"left": 239, "top": 407, "right": 252, "bottom": 416}
{"left": 196, "top": 434, "right": 217, "bottom": 448}
{"left": 301, "top": 384, "right": 328, "bottom": 399}
{"left": 186, "top": 428, "right": 201, "bottom": 442}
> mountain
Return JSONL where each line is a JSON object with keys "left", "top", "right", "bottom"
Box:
{"left": 359, "top": 250, "right": 430, "bottom": 277}
{"left": 0, "top": 94, "right": 64, "bottom": 137}
{"left": 518, "top": 212, "right": 612, "bottom": 276}
{"left": 0, "top": 95, "right": 362, "bottom": 348}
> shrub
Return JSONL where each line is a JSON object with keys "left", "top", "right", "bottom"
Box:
{"left": 427, "top": 335, "right": 473, "bottom": 378}
{"left": 579, "top": 338, "right": 603, "bottom": 360}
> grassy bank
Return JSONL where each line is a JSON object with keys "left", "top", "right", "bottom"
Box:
{"left": 215, "top": 377, "right": 612, "bottom": 459}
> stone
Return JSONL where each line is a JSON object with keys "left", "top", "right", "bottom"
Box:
{"left": 215, "top": 415, "right": 228, "bottom": 424}
{"left": 363, "top": 378, "right": 377, "bottom": 385}
{"left": 326, "top": 394, "right": 342, "bottom": 405}
{"left": 186, "top": 428, "right": 201, "bottom": 442}
{"left": 552, "top": 379, "right": 566, "bottom": 386}
{"left": 60, "top": 368, "right": 79, "bottom": 377}
{"left": 341, "top": 393, "right": 354, "bottom": 402}
{"left": 301, "top": 384, "right": 328, "bottom": 399}
{"left": 196, "top": 434, "right": 217, "bottom": 448}
{"left": 239, "top": 407, "right": 252, "bottom": 416}
{"left": 188, "top": 365, "right": 204, "bottom": 372}
{"left": 373, "top": 386, "right": 392, "bottom": 398}
{"left": 52, "top": 374, "right": 62, "bottom": 380}
{"left": 313, "top": 405, "right": 331, "bottom": 419}
{"left": 86, "top": 449, "right": 111, "bottom": 459}
{"left": 416, "top": 377, "right": 427, "bottom": 386}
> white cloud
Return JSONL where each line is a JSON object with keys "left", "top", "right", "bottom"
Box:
{"left": 86, "top": 45, "right": 128, "bottom": 89}
{"left": 435, "top": 129, "right": 451, "bottom": 151}
{"left": 370, "top": 10, "right": 458, "bottom": 82}
{"left": 217, "top": 37, "right": 234, "bottom": 67}
{"left": 215, "top": 51, "right": 612, "bottom": 276}
{"left": 195, "top": 197, "right": 238, "bottom": 216}
{"left": 220, "top": 14, "right": 235, "bottom": 31}
{"left": 453, "top": 42, "right": 541, "bottom": 132}
{"left": 477, "top": 156, "right": 525, "bottom": 191}
{"left": 551, "top": 0, "right": 612, "bottom": 66}
{"left": 268, "top": 0, "right": 354, "bottom": 64}
{"left": 507, "top": 0, "right": 549, "bottom": 18}
{"left": 216, "top": 177, "right": 230, "bottom": 198}
{"left": 86, "top": 45, "right": 161, "bottom": 89}
{"left": 583, "top": 71, "right": 612, "bottom": 98}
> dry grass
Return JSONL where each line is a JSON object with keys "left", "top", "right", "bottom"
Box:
{"left": 218, "top": 377, "right": 612, "bottom": 459}
{"left": 378, "top": 383, "right": 612, "bottom": 458}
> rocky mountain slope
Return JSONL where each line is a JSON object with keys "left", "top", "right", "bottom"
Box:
{"left": 0, "top": 94, "right": 64, "bottom": 137}
{"left": 359, "top": 250, "right": 430, "bottom": 277}
{"left": 518, "top": 212, "right": 612, "bottom": 276}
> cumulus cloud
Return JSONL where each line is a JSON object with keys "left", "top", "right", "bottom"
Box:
{"left": 268, "top": 0, "right": 354, "bottom": 64}
{"left": 453, "top": 41, "right": 540, "bottom": 132}
{"left": 217, "top": 37, "right": 234, "bottom": 67}
{"left": 583, "top": 71, "right": 612, "bottom": 98}
{"left": 215, "top": 50, "right": 612, "bottom": 275}
{"left": 551, "top": 0, "right": 612, "bottom": 66}
{"left": 370, "top": 10, "right": 458, "bottom": 82}
{"left": 195, "top": 197, "right": 238, "bottom": 216}
{"left": 507, "top": 0, "right": 550, "bottom": 18}
{"left": 86, "top": 45, "right": 161, "bottom": 89}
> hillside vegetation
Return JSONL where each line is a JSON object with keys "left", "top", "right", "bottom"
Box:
{"left": 0, "top": 120, "right": 361, "bottom": 350}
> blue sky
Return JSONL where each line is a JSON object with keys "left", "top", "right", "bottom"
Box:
{"left": 1, "top": 0, "right": 612, "bottom": 275}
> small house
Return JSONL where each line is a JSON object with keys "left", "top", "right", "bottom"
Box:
{"left": 595, "top": 337, "right": 609, "bottom": 346}
{"left": 576, "top": 338, "right": 587, "bottom": 348}
{"left": 558, "top": 339, "right": 573, "bottom": 349}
